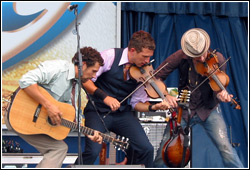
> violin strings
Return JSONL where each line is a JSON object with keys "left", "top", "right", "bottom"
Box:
{"left": 191, "top": 57, "right": 231, "bottom": 94}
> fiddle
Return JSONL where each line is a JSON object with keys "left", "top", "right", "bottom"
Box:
{"left": 103, "top": 60, "right": 170, "bottom": 118}
{"left": 129, "top": 61, "right": 167, "bottom": 99}
{"left": 194, "top": 51, "right": 241, "bottom": 110}
{"left": 129, "top": 61, "right": 177, "bottom": 113}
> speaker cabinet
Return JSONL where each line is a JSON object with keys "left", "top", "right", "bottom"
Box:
{"left": 141, "top": 123, "right": 167, "bottom": 159}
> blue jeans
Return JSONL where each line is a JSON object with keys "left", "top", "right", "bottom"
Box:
{"left": 153, "top": 106, "right": 243, "bottom": 168}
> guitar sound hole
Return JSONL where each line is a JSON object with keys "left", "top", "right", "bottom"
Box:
{"left": 47, "top": 117, "right": 57, "bottom": 126}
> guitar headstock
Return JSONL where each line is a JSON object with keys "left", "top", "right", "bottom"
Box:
{"left": 177, "top": 89, "right": 191, "bottom": 108}
{"left": 113, "top": 135, "right": 129, "bottom": 152}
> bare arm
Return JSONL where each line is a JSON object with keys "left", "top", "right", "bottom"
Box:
{"left": 82, "top": 80, "right": 98, "bottom": 95}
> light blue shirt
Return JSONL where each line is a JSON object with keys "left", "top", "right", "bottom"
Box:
{"left": 19, "top": 60, "right": 78, "bottom": 106}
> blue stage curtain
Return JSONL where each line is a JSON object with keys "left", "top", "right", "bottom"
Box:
{"left": 121, "top": 2, "right": 248, "bottom": 167}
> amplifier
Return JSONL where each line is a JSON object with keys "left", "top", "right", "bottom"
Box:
{"left": 141, "top": 123, "right": 167, "bottom": 159}
{"left": 136, "top": 87, "right": 178, "bottom": 123}
{"left": 136, "top": 110, "right": 171, "bottom": 122}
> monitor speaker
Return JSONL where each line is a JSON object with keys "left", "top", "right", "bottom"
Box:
{"left": 141, "top": 122, "right": 167, "bottom": 159}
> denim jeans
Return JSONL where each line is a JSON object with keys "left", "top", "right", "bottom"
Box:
{"left": 153, "top": 106, "right": 244, "bottom": 168}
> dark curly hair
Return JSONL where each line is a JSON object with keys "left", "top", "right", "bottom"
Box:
{"left": 72, "top": 47, "right": 104, "bottom": 67}
{"left": 128, "top": 30, "right": 156, "bottom": 53}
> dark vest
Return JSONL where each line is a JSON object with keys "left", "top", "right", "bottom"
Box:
{"left": 85, "top": 48, "right": 139, "bottom": 113}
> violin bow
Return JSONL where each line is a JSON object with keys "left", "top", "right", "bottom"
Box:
{"left": 103, "top": 61, "right": 169, "bottom": 118}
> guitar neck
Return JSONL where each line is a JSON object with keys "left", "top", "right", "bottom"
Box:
{"left": 61, "top": 119, "right": 116, "bottom": 143}
{"left": 177, "top": 107, "right": 183, "bottom": 125}
{"left": 177, "top": 90, "right": 191, "bottom": 125}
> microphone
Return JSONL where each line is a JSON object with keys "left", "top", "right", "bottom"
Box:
{"left": 68, "top": 4, "right": 78, "bottom": 11}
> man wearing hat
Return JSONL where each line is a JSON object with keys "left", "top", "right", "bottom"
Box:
{"left": 153, "top": 28, "right": 243, "bottom": 168}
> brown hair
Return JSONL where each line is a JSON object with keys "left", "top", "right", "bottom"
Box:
{"left": 128, "top": 30, "right": 156, "bottom": 53}
{"left": 72, "top": 47, "right": 104, "bottom": 67}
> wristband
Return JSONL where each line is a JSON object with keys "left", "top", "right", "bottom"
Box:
{"left": 148, "top": 104, "right": 155, "bottom": 112}
{"left": 93, "top": 88, "right": 108, "bottom": 101}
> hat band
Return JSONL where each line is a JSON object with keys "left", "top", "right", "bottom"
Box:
{"left": 186, "top": 42, "right": 206, "bottom": 55}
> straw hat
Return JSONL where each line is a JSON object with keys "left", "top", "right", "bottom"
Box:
{"left": 181, "top": 28, "right": 210, "bottom": 58}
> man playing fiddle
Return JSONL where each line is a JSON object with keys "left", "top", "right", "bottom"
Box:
{"left": 76, "top": 30, "right": 170, "bottom": 167}
{"left": 153, "top": 28, "right": 243, "bottom": 168}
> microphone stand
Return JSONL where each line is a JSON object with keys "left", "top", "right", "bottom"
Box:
{"left": 73, "top": 6, "right": 83, "bottom": 165}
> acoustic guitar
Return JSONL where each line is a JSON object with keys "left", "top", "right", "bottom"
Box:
{"left": 6, "top": 86, "right": 129, "bottom": 151}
